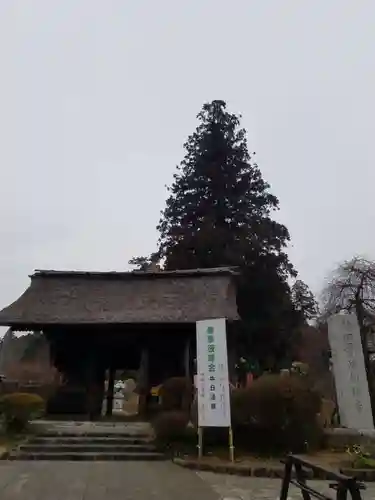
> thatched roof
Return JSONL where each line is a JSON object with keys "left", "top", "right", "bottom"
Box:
{"left": 0, "top": 268, "right": 239, "bottom": 327}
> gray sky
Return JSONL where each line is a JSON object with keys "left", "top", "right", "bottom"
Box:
{"left": 0, "top": 1, "right": 374, "bottom": 321}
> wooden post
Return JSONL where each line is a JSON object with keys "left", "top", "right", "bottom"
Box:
{"left": 279, "top": 457, "right": 292, "bottom": 500}
{"left": 197, "top": 427, "right": 203, "bottom": 459}
{"left": 106, "top": 367, "right": 115, "bottom": 417}
{"left": 138, "top": 347, "right": 149, "bottom": 416}
{"left": 94, "top": 366, "right": 105, "bottom": 418}
{"left": 85, "top": 351, "right": 96, "bottom": 421}
{"left": 228, "top": 427, "right": 235, "bottom": 463}
{"left": 184, "top": 338, "right": 191, "bottom": 379}
{"left": 294, "top": 462, "right": 311, "bottom": 500}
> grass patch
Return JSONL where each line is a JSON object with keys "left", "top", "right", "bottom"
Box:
{"left": 0, "top": 422, "right": 36, "bottom": 457}
{"left": 0, "top": 434, "right": 23, "bottom": 456}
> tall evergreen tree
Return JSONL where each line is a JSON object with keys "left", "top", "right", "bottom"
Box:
{"left": 157, "top": 100, "right": 293, "bottom": 277}
{"left": 291, "top": 279, "right": 319, "bottom": 322}
{"left": 131, "top": 100, "right": 299, "bottom": 369}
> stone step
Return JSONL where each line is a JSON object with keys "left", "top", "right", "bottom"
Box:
{"left": 8, "top": 451, "right": 166, "bottom": 461}
{"left": 20, "top": 444, "right": 157, "bottom": 453}
{"left": 7, "top": 422, "right": 163, "bottom": 462}
{"left": 35, "top": 432, "right": 150, "bottom": 438}
{"left": 30, "top": 436, "right": 151, "bottom": 445}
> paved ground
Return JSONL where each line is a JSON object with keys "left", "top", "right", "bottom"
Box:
{"left": 0, "top": 461, "right": 374, "bottom": 499}
{"left": 199, "top": 470, "right": 375, "bottom": 500}
{"left": 0, "top": 461, "right": 216, "bottom": 500}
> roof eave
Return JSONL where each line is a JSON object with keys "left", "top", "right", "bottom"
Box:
{"left": 30, "top": 266, "right": 240, "bottom": 280}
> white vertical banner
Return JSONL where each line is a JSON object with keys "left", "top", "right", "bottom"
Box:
{"left": 327, "top": 313, "right": 374, "bottom": 430}
{"left": 196, "top": 318, "right": 231, "bottom": 427}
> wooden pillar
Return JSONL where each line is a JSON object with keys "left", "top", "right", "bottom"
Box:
{"left": 184, "top": 338, "right": 191, "bottom": 379}
{"left": 93, "top": 365, "right": 105, "bottom": 418}
{"left": 139, "top": 347, "right": 149, "bottom": 388}
{"left": 106, "top": 367, "right": 115, "bottom": 417}
{"left": 138, "top": 347, "right": 149, "bottom": 416}
{"left": 85, "top": 351, "right": 96, "bottom": 421}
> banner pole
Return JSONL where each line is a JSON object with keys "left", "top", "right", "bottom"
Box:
{"left": 197, "top": 427, "right": 203, "bottom": 459}
{"left": 228, "top": 426, "right": 235, "bottom": 463}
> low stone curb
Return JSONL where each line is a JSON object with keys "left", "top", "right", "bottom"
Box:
{"left": 173, "top": 457, "right": 291, "bottom": 478}
{"left": 340, "top": 468, "right": 375, "bottom": 482}
{"left": 174, "top": 457, "right": 375, "bottom": 481}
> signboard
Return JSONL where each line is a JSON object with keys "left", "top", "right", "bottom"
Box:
{"left": 196, "top": 318, "right": 231, "bottom": 427}
{"left": 327, "top": 313, "right": 374, "bottom": 430}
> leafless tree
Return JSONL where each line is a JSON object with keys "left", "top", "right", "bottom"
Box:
{"left": 322, "top": 257, "right": 375, "bottom": 328}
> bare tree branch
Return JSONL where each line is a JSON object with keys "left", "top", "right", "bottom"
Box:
{"left": 321, "top": 257, "right": 375, "bottom": 325}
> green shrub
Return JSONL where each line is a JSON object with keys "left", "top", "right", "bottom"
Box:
{"left": 0, "top": 392, "right": 45, "bottom": 432}
{"left": 159, "top": 377, "right": 193, "bottom": 412}
{"left": 231, "top": 374, "right": 323, "bottom": 453}
{"left": 347, "top": 444, "right": 375, "bottom": 469}
{"left": 152, "top": 411, "right": 189, "bottom": 443}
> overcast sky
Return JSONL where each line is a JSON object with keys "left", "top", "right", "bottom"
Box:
{"left": 0, "top": 1, "right": 374, "bottom": 321}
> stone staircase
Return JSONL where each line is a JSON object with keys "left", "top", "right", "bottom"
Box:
{"left": 6, "top": 421, "right": 166, "bottom": 461}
